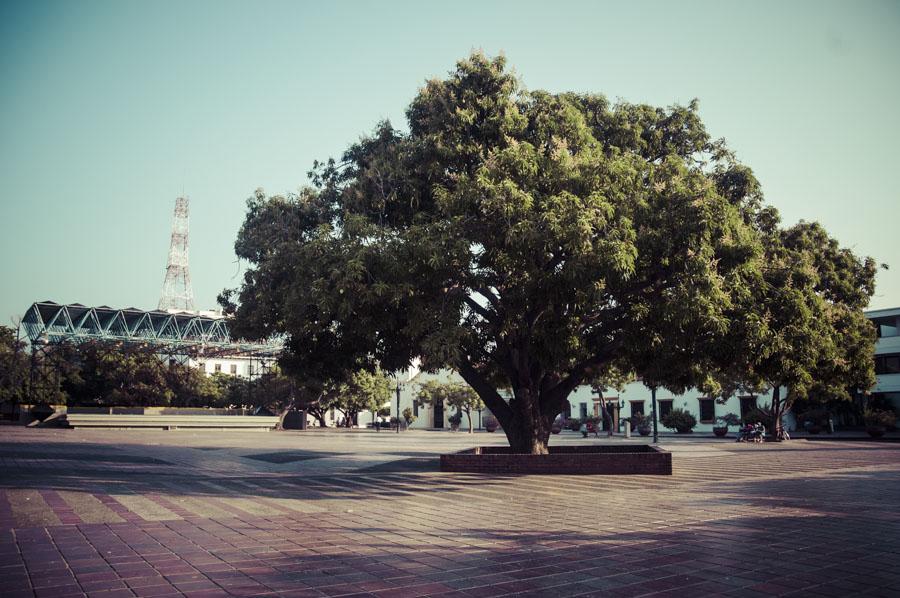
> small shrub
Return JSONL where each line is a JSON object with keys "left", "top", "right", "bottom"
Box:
{"left": 567, "top": 417, "right": 582, "bottom": 431}
{"left": 864, "top": 409, "right": 896, "bottom": 429}
{"left": 660, "top": 409, "right": 697, "bottom": 433}
{"left": 629, "top": 413, "right": 649, "bottom": 428}
{"left": 483, "top": 414, "right": 499, "bottom": 431}
{"left": 448, "top": 411, "right": 463, "bottom": 427}
{"left": 715, "top": 413, "right": 741, "bottom": 428}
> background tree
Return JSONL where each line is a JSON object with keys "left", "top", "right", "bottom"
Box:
{"left": 166, "top": 364, "right": 224, "bottom": 408}
{"left": 223, "top": 52, "right": 779, "bottom": 454}
{"left": 62, "top": 344, "right": 173, "bottom": 407}
{"left": 0, "top": 325, "right": 28, "bottom": 410}
{"left": 744, "top": 221, "right": 877, "bottom": 439}
{"left": 417, "top": 379, "right": 484, "bottom": 433}
{"left": 329, "top": 369, "right": 392, "bottom": 427}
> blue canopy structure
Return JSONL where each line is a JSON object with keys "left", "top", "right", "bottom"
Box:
{"left": 22, "top": 301, "right": 282, "bottom": 358}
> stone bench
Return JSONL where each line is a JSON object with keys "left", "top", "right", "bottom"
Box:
{"left": 61, "top": 413, "right": 279, "bottom": 431}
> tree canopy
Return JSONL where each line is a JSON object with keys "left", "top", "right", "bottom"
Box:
{"left": 223, "top": 52, "right": 876, "bottom": 452}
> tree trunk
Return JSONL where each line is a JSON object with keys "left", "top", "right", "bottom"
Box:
{"left": 503, "top": 415, "right": 551, "bottom": 454}
{"left": 501, "top": 388, "right": 552, "bottom": 454}
{"left": 465, "top": 408, "right": 473, "bottom": 433}
{"left": 600, "top": 399, "right": 613, "bottom": 436}
{"left": 456, "top": 356, "right": 563, "bottom": 454}
{"left": 771, "top": 385, "right": 787, "bottom": 441}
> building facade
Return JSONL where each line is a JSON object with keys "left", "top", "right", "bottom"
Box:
{"left": 386, "top": 367, "right": 782, "bottom": 433}
{"left": 867, "top": 306, "right": 900, "bottom": 412}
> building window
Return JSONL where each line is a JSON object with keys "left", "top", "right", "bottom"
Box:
{"left": 740, "top": 396, "right": 757, "bottom": 419}
{"left": 564, "top": 402, "right": 572, "bottom": 418}
{"left": 658, "top": 400, "right": 674, "bottom": 418}
{"left": 230, "top": 364, "right": 237, "bottom": 375}
{"left": 630, "top": 401, "right": 645, "bottom": 416}
{"left": 413, "top": 400, "right": 419, "bottom": 417}
{"left": 875, "top": 354, "right": 900, "bottom": 375}
{"left": 214, "top": 363, "right": 221, "bottom": 373}
{"left": 579, "top": 403, "right": 588, "bottom": 419}
{"left": 698, "top": 398, "right": 715, "bottom": 423}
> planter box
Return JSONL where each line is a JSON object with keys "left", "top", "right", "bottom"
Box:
{"left": 440, "top": 445, "right": 671, "bottom": 475}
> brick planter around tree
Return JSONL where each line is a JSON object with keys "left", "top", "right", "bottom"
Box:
{"left": 440, "top": 445, "right": 672, "bottom": 475}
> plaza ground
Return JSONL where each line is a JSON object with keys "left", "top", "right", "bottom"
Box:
{"left": 0, "top": 427, "right": 898, "bottom": 597}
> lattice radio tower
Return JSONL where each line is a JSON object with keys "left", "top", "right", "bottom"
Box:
{"left": 158, "top": 196, "right": 196, "bottom": 312}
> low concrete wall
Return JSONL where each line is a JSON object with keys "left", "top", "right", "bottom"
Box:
{"left": 61, "top": 413, "right": 279, "bottom": 431}
{"left": 440, "top": 445, "right": 672, "bottom": 475}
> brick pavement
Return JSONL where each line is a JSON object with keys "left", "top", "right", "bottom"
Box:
{"left": 0, "top": 427, "right": 898, "bottom": 597}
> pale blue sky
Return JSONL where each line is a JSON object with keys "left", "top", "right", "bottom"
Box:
{"left": 1, "top": 0, "right": 899, "bottom": 327}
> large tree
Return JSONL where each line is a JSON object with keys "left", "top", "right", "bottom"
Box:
{"left": 739, "top": 220, "right": 877, "bottom": 439}
{"left": 224, "top": 53, "right": 768, "bottom": 453}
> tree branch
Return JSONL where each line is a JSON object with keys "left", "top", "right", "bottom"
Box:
{"left": 457, "top": 354, "right": 511, "bottom": 421}
{"left": 542, "top": 337, "right": 624, "bottom": 408}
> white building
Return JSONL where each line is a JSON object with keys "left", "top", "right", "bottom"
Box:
{"left": 867, "top": 306, "right": 900, "bottom": 412}
{"left": 190, "top": 355, "right": 273, "bottom": 379}
{"left": 382, "top": 308, "right": 900, "bottom": 432}
{"left": 384, "top": 366, "right": 781, "bottom": 433}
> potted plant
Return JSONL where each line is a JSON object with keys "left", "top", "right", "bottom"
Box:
{"left": 567, "top": 417, "right": 582, "bottom": 432}
{"left": 713, "top": 413, "right": 741, "bottom": 437}
{"left": 402, "top": 407, "right": 416, "bottom": 430}
{"left": 864, "top": 409, "right": 896, "bottom": 438}
{"left": 483, "top": 414, "right": 499, "bottom": 432}
{"left": 660, "top": 409, "right": 697, "bottom": 434}
{"left": 629, "top": 413, "right": 651, "bottom": 436}
{"left": 448, "top": 411, "right": 462, "bottom": 432}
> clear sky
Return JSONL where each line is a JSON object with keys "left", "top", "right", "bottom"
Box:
{"left": 1, "top": 0, "right": 899, "bottom": 328}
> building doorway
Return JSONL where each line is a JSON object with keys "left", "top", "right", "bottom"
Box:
{"left": 433, "top": 400, "right": 444, "bottom": 428}
{"left": 600, "top": 398, "right": 620, "bottom": 431}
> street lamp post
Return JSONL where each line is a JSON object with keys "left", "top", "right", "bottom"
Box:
{"left": 651, "top": 385, "right": 659, "bottom": 444}
{"left": 395, "top": 381, "right": 402, "bottom": 433}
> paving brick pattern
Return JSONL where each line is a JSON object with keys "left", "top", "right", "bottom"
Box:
{"left": 0, "top": 428, "right": 898, "bottom": 596}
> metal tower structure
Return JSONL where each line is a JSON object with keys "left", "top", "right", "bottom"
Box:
{"left": 158, "top": 196, "right": 195, "bottom": 312}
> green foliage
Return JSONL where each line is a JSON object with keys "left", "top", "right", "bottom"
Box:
{"left": 0, "top": 326, "right": 28, "bottom": 405}
{"left": 221, "top": 51, "right": 873, "bottom": 454}
{"left": 731, "top": 220, "right": 878, "bottom": 439}
{"left": 416, "top": 379, "right": 483, "bottom": 432}
{"left": 327, "top": 368, "right": 393, "bottom": 426}
{"left": 402, "top": 406, "right": 416, "bottom": 426}
{"left": 743, "top": 408, "right": 774, "bottom": 428}
{"left": 660, "top": 408, "right": 697, "bottom": 432}
{"left": 61, "top": 344, "right": 174, "bottom": 407}
{"left": 863, "top": 409, "right": 896, "bottom": 429}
